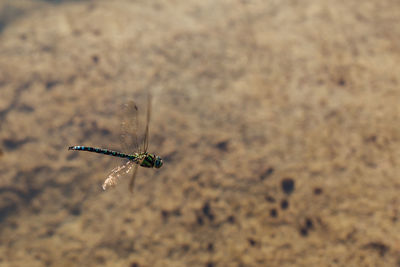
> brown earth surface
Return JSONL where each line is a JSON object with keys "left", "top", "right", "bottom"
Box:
{"left": 0, "top": 0, "right": 399, "bottom": 266}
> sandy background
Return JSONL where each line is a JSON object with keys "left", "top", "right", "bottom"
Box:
{"left": 0, "top": 0, "right": 399, "bottom": 266}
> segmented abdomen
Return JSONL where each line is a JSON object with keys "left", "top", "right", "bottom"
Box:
{"left": 68, "top": 146, "right": 136, "bottom": 160}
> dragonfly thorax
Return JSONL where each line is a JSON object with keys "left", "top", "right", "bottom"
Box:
{"left": 138, "top": 153, "right": 163, "bottom": 168}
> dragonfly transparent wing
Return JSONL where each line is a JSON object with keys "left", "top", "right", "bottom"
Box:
{"left": 128, "top": 164, "right": 139, "bottom": 193}
{"left": 142, "top": 94, "right": 152, "bottom": 153}
{"left": 120, "top": 100, "right": 141, "bottom": 154}
{"left": 102, "top": 160, "right": 135, "bottom": 190}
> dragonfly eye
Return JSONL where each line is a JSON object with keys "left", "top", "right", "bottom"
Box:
{"left": 154, "top": 156, "right": 163, "bottom": 168}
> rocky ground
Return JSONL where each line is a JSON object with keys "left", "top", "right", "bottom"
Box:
{"left": 0, "top": 0, "right": 399, "bottom": 266}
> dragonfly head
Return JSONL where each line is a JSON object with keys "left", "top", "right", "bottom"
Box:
{"left": 154, "top": 156, "right": 163, "bottom": 168}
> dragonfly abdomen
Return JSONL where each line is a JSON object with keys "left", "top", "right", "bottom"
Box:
{"left": 68, "top": 146, "right": 137, "bottom": 160}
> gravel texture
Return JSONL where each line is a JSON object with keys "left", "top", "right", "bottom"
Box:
{"left": 0, "top": 0, "right": 399, "bottom": 266}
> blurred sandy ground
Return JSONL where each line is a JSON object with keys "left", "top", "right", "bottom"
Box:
{"left": 0, "top": 0, "right": 399, "bottom": 266}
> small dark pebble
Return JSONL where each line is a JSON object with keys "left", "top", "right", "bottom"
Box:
{"left": 197, "top": 216, "right": 204, "bottom": 226}
{"left": 70, "top": 206, "right": 81, "bottom": 216}
{"left": 161, "top": 210, "right": 169, "bottom": 220}
{"left": 46, "top": 229, "right": 54, "bottom": 236}
{"left": 270, "top": 208, "right": 278, "bottom": 218}
{"left": 260, "top": 167, "right": 274, "bottom": 180}
{"left": 3, "top": 138, "right": 28, "bottom": 150}
{"left": 338, "top": 78, "right": 346, "bottom": 86}
{"left": 313, "top": 187, "right": 323, "bottom": 195}
{"left": 280, "top": 199, "right": 289, "bottom": 210}
{"left": 182, "top": 244, "right": 190, "bottom": 252}
{"left": 365, "top": 135, "right": 377, "bottom": 143}
{"left": 281, "top": 178, "right": 295, "bottom": 195}
{"left": 202, "top": 202, "right": 214, "bottom": 221}
{"left": 363, "top": 242, "right": 389, "bottom": 257}
{"left": 45, "top": 80, "right": 58, "bottom": 90}
{"left": 265, "top": 195, "right": 276, "bottom": 203}
{"left": 300, "top": 227, "right": 308, "bottom": 237}
{"left": 215, "top": 140, "right": 229, "bottom": 152}
{"left": 227, "top": 215, "right": 235, "bottom": 224}
{"left": 18, "top": 104, "right": 34, "bottom": 113}
{"left": 173, "top": 209, "right": 181, "bottom": 216}
{"left": 202, "top": 202, "right": 211, "bottom": 217}
{"left": 92, "top": 55, "right": 99, "bottom": 64}
{"left": 248, "top": 238, "right": 256, "bottom": 246}
{"left": 305, "top": 218, "right": 313, "bottom": 229}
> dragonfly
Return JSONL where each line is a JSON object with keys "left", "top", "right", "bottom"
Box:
{"left": 68, "top": 95, "right": 163, "bottom": 192}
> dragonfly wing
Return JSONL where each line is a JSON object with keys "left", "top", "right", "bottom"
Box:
{"left": 120, "top": 100, "right": 141, "bottom": 153}
{"left": 102, "top": 160, "right": 135, "bottom": 190}
{"left": 128, "top": 164, "right": 139, "bottom": 193}
{"left": 142, "top": 93, "right": 152, "bottom": 153}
